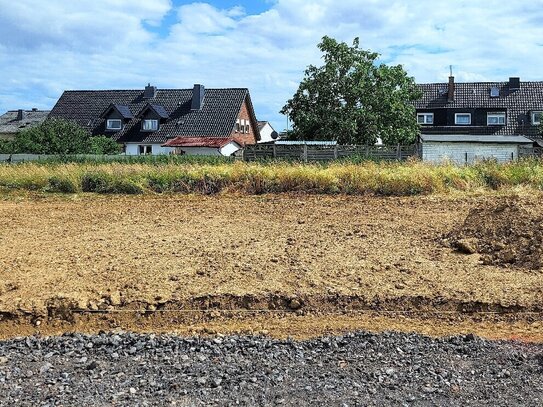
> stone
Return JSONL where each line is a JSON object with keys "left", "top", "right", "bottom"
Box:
{"left": 455, "top": 239, "right": 478, "bottom": 254}
{"left": 288, "top": 298, "right": 302, "bottom": 310}
{"left": 109, "top": 291, "right": 122, "bottom": 306}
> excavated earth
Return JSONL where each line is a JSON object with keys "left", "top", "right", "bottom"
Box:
{"left": 0, "top": 192, "right": 542, "bottom": 341}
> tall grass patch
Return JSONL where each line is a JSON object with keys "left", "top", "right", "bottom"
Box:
{"left": 1, "top": 158, "right": 543, "bottom": 195}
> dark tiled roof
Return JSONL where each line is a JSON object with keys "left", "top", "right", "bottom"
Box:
{"left": 115, "top": 104, "right": 134, "bottom": 119}
{"left": 420, "top": 134, "right": 533, "bottom": 143}
{"left": 148, "top": 104, "right": 169, "bottom": 119}
{"left": 0, "top": 110, "right": 50, "bottom": 134}
{"left": 162, "top": 137, "right": 237, "bottom": 148}
{"left": 100, "top": 104, "right": 134, "bottom": 119}
{"left": 414, "top": 80, "right": 543, "bottom": 138}
{"left": 49, "top": 88, "right": 256, "bottom": 144}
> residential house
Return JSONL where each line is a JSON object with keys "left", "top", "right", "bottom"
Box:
{"left": 414, "top": 76, "right": 543, "bottom": 163}
{"left": 415, "top": 76, "right": 543, "bottom": 139}
{"left": 257, "top": 121, "right": 279, "bottom": 143}
{"left": 49, "top": 84, "right": 260, "bottom": 156}
{"left": 0, "top": 109, "right": 50, "bottom": 140}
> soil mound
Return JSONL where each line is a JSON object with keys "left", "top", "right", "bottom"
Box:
{"left": 449, "top": 198, "right": 543, "bottom": 270}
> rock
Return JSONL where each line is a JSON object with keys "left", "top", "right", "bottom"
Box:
{"left": 86, "top": 361, "right": 98, "bottom": 370}
{"left": 197, "top": 377, "right": 207, "bottom": 386}
{"left": 129, "top": 387, "right": 137, "bottom": 394}
{"left": 501, "top": 250, "right": 516, "bottom": 264}
{"left": 211, "top": 378, "right": 222, "bottom": 388}
{"left": 0, "top": 357, "right": 8, "bottom": 365}
{"left": 109, "top": 291, "right": 122, "bottom": 306}
{"left": 288, "top": 298, "right": 302, "bottom": 310}
{"left": 455, "top": 239, "right": 478, "bottom": 254}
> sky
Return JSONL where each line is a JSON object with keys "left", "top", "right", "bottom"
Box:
{"left": 1, "top": 0, "right": 543, "bottom": 132}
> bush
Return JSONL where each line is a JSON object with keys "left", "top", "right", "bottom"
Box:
{"left": 47, "top": 176, "right": 77, "bottom": 193}
{"left": 81, "top": 172, "right": 143, "bottom": 194}
{"left": 88, "top": 136, "right": 121, "bottom": 155}
{"left": 10, "top": 118, "right": 92, "bottom": 155}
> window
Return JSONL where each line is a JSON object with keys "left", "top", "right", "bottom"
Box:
{"left": 532, "top": 111, "right": 543, "bottom": 125}
{"left": 106, "top": 119, "right": 122, "bottom": 130}
{"left": 138, "top": 145, "right": 152, "bottom": 155}
{"left": 142, "top": 119, "right": 158, "bottom": 131}
{"left": 487, "top": 112, "right": 506, "bottom": 125}
{"left": 235, "top": 119, "right": 240, "bottom": 133}
{"left": 417, "top": 113, "right": 434, "bottom": 124}
{"left": 245, "top": 123, "right": 250, "bottom": 133}
{"left": 455, "top": 113, "right": 471, "bottom": 125}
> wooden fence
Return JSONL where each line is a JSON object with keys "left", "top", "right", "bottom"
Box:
{"left": 242, "top": 144, "right": 418, "bottom": 162}
{"left": 519, "top": 146, "right": 543, "bottom": 158}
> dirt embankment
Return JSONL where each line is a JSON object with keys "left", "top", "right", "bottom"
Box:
{"left": 0, "top": 192, "right": 542, "bottom": 341}
{"left": 447, "top": 197, "right": 543, "bottom": 270}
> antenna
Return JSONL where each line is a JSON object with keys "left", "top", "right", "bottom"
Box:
{"left": 450, "top": 65, "right": 453, "bottom": 77}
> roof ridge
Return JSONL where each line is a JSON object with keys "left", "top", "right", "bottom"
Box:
{"left": 62, "top": 88, "right": 249, "bottom": 92}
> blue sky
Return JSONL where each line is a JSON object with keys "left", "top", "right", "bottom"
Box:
{"left": 1, "top": 0, "right": 543, "bottom": 131}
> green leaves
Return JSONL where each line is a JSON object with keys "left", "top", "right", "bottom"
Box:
{"left": 282, "top": 36, "right": 421, "bottom": 145}
{"left": 7, "top": 118, "right": 120, "bottom": 155}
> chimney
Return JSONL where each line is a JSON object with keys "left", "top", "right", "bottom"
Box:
{"left": 143, "top": 83, "right": 157, "bottom": 99}
{"left": 509, "top": 77, "right": 520, "bottom": 91}
{"left": 17, "top": 109, "right": 24, "bottom": 121}
{"left": 447, "top": 75, "right": 455, "bottom": 103}
{"left": 31, "top": 107, "right": 38, "bottom": 112}
{"left": 191, "top": 84, "right": 205, "bottom": 110}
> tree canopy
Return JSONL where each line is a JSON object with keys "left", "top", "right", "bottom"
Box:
{"left": 0, "top": 118, "right": 120, "bottom": 155}
{"left": 281, "top": 36, "right": 422, "bottom": 145}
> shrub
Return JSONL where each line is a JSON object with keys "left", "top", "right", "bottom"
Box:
{"left": 88, "top": 136, "right": 122, "bottom": 155}
{"left": 47, "top": 176, "right": 77, "bottom": 193}
{"left": 81, "top": 172, "right": 143, "bottom": 194}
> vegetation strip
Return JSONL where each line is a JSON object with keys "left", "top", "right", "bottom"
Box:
{"left": 2, "top": 158, "right": 543, "bottom": 195}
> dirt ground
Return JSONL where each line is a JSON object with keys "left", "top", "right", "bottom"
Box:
{"left": 0, "top": 192, "right": 542, "bottom": 341}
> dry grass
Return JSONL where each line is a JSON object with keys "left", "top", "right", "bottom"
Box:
{"left": 1, "top": 158, "right": 543, "bottom": 196}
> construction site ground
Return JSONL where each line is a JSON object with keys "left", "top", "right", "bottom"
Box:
{"left": 0, "top": 191, "right": 541, "bottom": 342}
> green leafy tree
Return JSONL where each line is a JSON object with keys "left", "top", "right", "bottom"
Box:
{"left": 88, "top": 135, "right": 122, "bottom": 155}
{"left": 281, "top": 36, "right": 422, "bottom": 145}
{"left": 11, "top": 118, "right": 92, "bottom": 154}
{"left": 9, "top": 118, "right": 120, "bottom": 155}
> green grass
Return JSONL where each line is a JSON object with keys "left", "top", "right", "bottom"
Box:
{"left": 1, "top": 158, "right": 543, "bottom": 196}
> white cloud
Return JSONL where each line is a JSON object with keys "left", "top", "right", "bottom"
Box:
{"left": 1, "top": 0, "right": 543, "bottom": 132}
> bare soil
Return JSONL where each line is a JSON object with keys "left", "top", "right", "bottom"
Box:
{"left": 0, "top": 192, "right": 542, "bottom": 341}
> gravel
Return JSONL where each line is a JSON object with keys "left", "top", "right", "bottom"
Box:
{"left": 0, "top": 331, "right": 542, "bottom": 406}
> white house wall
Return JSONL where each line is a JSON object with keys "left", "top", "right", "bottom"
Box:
{"left": 422, "top": 142, "right": 519, "bottom": 165}
{"left": 125, "top": 143, "right": 174, "bottom": 156}
{"left": 219, "top": 142, "right": 241, "bottom": 156}
{"left": 176, "top": 147, "right": 222, "bottom": 156}
{"left": 257, "top": 123, "right": 276, "bottom": 143}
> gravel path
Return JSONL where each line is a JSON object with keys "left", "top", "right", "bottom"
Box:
{"left": 0, "top": 331, "right": 542, "bottom": 406}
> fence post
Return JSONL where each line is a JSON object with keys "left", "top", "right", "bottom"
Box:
{"left": 397, "top": 144, "right": 401, "bottom": 160}
{"left": 273, "top": 143, "right": 276, "bottom": 159}
{"left": 334, "top": 145, "right": 338, "bottom": 159}
{"left": 303, "top": 144, "right": 308, "bottom": 163}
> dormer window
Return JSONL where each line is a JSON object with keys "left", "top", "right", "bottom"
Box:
{"left": 106, "top": 119, "right": 122, "bottom": 131}
{"left": 142, "top": 119, "right": 159, "bottom": 131}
